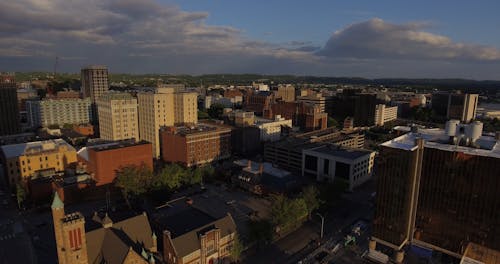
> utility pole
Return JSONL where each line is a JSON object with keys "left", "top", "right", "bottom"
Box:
{"left": 316, "top": 213, "right": 325, "bottom": 240}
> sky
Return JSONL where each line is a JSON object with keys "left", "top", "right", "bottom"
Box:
{"left": 1, "top": 0, "right": 500, "bottom": 79}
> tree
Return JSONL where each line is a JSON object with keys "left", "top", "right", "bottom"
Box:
{"left": 198, "top": 110, "right": 210, "bottom": 120}
{"left": 115, "top": 165, "right": 153, "bottom": 197}
{"left": 152, "top": 163, "right": 189, "bottom": 190}
{"left": 16, "top": 183, "right": 26, "bottom": 209}
{"left": 270, "top": 194, "right": 308, "bottom": 235}
{"left": 246, "top": 220, "right": 273, "bottom": 247}
{"left": 327, "top": 117, "right": 340, "bottom": 128}
{"left": 207, "top": 103, "right": 225, "bottom": 119}
{"left": 302, "top": 185, "right": 320, "bottom": 217}
{"left": 230, "top": 235, "right": 244, "bottom": 263}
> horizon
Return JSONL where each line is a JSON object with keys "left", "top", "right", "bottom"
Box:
{"left": 1, "top": 0, "right": 500, "bottom": 79}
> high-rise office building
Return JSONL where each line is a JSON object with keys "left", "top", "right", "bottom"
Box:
{"left": 174, "top": 92, "right": 198, "bottom": 125}
{"left": 26, "top": 98, "right": 92, "bottom": 128}
{"left": 0, "top": 73, "right": 20, "bottom": 135}
{"left": 81, "top": 66, "right": 109, "bottom": 124}
{"left": 138, "top": 87, "right": 198, "bottom": 158}
{"left": 138, "top": 87, "right": 175, "bottom": 158}
{"left": 431, "top": 92, "right": 478, "bottom": 123}
{"left": 276, "top": 84, "right": 296, "bottom": 102}
{"left": 372, "top": 121, "right": 500, "bottom": 261}
{"left": 97, "top": 92, "right": 138, "bottom": 141}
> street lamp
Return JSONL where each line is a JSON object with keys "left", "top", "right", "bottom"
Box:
{"left": 316, "top": 213, "right": 325, "bottom": 240}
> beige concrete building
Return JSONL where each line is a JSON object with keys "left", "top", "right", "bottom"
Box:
{"left": 255, "top": 115, "right": 292, "bottom": 142}
{"left": 138, "top": 88, "right": 198, "bottom": 158}
{"left": 97, "top": 92, "right": 138, "bottom": 141}
{"left": 174, "top": 92, "right": 198, "bottom": 125}
{"left": 138, "top": 88, "right": 175, "bottom": 158}
{"left": 297, "top": 92, "right": 327, "bottom": 112}
{"left": 277, "top": 84, "right": 296, "bottom": 102}
{"left": 374, "top": 104, "right": 398, "bottom": 126}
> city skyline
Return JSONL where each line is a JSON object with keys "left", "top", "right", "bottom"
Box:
{"left": 1, "top": 0, "right": 500, "bottom": 79}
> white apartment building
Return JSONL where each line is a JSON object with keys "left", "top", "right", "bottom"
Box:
{"left": 26, "top": 98, "right": 91, "bottom": 128}
{"left": 302, "top": 145, "right": 375, "bottom": 191}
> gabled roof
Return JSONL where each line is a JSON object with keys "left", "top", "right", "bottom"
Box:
{"left": 86, "top": 213, "right": 154, "bottom": 264}
{"left": 169, "top": 214, "right": 236, "bottom": 257}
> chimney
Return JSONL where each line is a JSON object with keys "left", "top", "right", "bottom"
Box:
{"left": 259, "top": 164, "right": 264, "bottom": 174}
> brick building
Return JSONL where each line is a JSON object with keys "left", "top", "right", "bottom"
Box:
{"left": 265, "top": 101, "right": 327, "bottom": 131}
{"left": 160, "top": 123, "right": 232, "bottom": 167}
{"left": 243, "top": 90, "right": 274, "bottom": 115}
{"left": 77, "top": 140, "right": 153, "bottom": 185}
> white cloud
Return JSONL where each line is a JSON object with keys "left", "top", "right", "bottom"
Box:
{"left": 317, "top": 18, "right": 500, "bottom": 61}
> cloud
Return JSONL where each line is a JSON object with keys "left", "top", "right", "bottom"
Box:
{"left": 0, "top": 1, "right": 499, "bottom": 79}
{"left": 317, "top": 18, "right": 500, "bottom": 61}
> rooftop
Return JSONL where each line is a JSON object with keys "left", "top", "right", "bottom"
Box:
{"left": 77, "top": 140, "right": 150, "bottom": 161}
{"left": 381, "top": 126, "right": 500, "bottom": 158}
{"left": 306, "top": 145, "right": 373, "bottom": 160}
{"left": 1, "top": 138, "right": 75, "bottom": 159}
{"left": 162, "top": 123, "right": 232, "bottom": 136}
{"left": 235, "top": 159, "right": 291, "bottom": 178}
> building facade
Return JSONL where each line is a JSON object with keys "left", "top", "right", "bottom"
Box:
{"left": 26, "top": 98, "right": 92, "bottom": 128}
{"left": 81, "top": 66, "right": 109, "bottom": 123}
{"left": 372, "top": 121, "right": 500, "bottom": 261}
{"left": 276, "top": 84, "right": 296, "bottom": 102}
{"left": 97, "top": 92, "right": 138, "bottom": 141}
{"left": 255, "top": 116, "right": 293, "bottom": 142}
{"left": 374, "top": 104, "right": 398, "bottom": 126}
{"left": 162, "top": 212, "right": 237, "bottom": 264}
{"left": 174, "top": 92, "right": 198, "bottom": 125}
{"left": 138, "top": 87, "right": 198, "bottom": 158}
{"left": 160, "top": 123, "right": 232, "bottom": 167}
{"left": 432, "top": 92, "right": 478, "bottom": 123}
{"left": 264, "top": 129, "right": 365, "bottom": 173}
{"left": 297, "top": 92, "right": 327, "bottom": 112}
{"left": 138, "top": 87, "right": 175, "bottom": 158}
{"left": 266, "top": 101, "right": 328, "bottom": 132}
{"left": 0, "top": 139, "right": 77, "bottom": 187}
{"left": 302, "top": 145, "right": 375, "bottom": 191}
{"left": 77, "top": 140, "right": 153, "bottom": 185}
{"left": 0, "top": 73, "right": 20, "bottom": 136}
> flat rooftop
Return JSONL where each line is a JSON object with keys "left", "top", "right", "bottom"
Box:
{"left": 381, "top": 127, "right": 500, "bottom": 158}
{"left": 77, "top": 140, "right": 150, "bottom": 161}
{"left": 1, "top": 138, "right": 75, "bottom": 159}
{"left": 235, "top": 159, "right": 291, "bottom": 178}
{"left": 164, "top": 123, "right": 232, "bottom": 136}
{"left": 154, "top": 205, "right": 216, "bottom": 238}
{"left": 306, "top": 145, "right": 373, "bottom": 160}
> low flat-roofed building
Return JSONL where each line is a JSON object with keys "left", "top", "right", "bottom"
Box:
{"left": 255, "top": 115, "right": 292, "bottom": 142}
{"left": 302, "top": 145, "right": 375, "bottom": 191}
{"left": 77, "top": 139, "right": 153, "bottom": 185}
{"left": 264, "top": 128, "right": 365, "bottom": 173}
{"left": 0, "top": 138, "right": 77, "bottom": 188}
{"left": 233, "top": 159, "right": 298, "bottom": 194}
{"left": 160, "top": 122, "right": 232, "bottom": 167}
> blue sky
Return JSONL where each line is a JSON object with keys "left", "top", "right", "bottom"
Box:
{"left": 165, "top": 0, "right": 500, "bottom": 48}
{"left": 1, "top": 0, "right": 500, "bottom": 79}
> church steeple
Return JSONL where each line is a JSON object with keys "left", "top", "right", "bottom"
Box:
{"left": 51, "top": 192, "right": 64, "bottom": 210}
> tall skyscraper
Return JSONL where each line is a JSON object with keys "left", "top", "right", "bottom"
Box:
{"left": 138, "top": 87, "right": 175, "bottom": 158}
{"left": 371, "top": 121, "right": 500, "bottom": 261}
{"left": 0, "top": 73, "right": 20, "bottom": 135}
{"left": 97, "top": 92, "right": 138, "bottom": 141}
{"left": 138, "top": 87, "right": 198, "bottom": 158}
{"left": 81, "top": 66, "right": 109, "bottom": 124}
{"left": 431, "top": 92, "right": 478, "bottom": 123}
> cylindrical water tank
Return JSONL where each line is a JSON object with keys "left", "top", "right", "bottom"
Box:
{"left": 445, "top": 119, "right": 460, "bottom": 136}
{"left": 467, "top": 121, "right": 483, "bottom": 142}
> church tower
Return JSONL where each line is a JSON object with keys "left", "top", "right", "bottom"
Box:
{"left": 51, "top": 193, "right": 89, "bottom": 264}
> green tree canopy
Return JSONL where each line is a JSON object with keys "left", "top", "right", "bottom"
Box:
{"left": 301, "top": 185, "right": 320, "bottom": 216}
{"left": 115, "top": 165, "right": 153, "bottom": 196}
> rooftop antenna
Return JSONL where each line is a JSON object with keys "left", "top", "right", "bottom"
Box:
{"left": 53, "top": 56, "right": 59, "bottom": 79}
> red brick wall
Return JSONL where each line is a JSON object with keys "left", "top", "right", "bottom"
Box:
{"left": 161, "top": 132, "right": 188, "bottom": 165}
{"left": 86, "top": 143, "right": 153, "bottom": 185}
